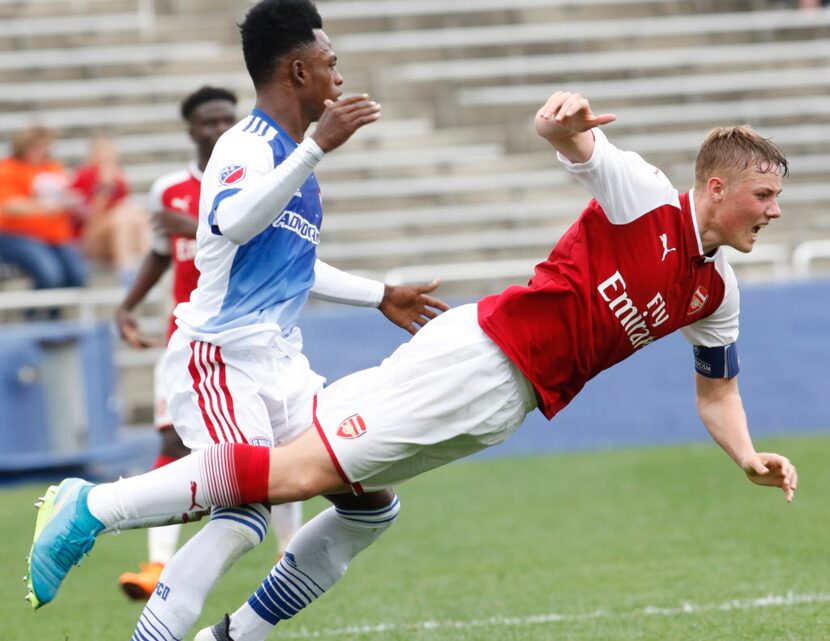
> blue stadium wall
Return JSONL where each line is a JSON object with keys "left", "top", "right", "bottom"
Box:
{"left": 299, "top": 278, "right": 830, "bottom": 458}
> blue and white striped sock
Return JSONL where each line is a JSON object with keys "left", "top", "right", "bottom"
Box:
{"left": 132, "top": 605, "right": 183, "bottom": 641}
{"left": 248, "top": 554, "right": 325, "bottom": 624}
{"left": 130, "top": 503, "right": 270, "bottom": 641}
{"left": 229, "top": 496, "right": 401, "bottom": 641}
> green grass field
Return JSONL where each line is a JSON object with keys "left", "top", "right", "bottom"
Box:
{"left": 4, "top": 433, "right": 828, "bottom": 641}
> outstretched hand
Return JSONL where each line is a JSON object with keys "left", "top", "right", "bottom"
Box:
{"left": 742, "top": 452, "right": 798, "bottom": 503}
{"left": 379, "top": 280, "right": 449, "bottom": 335}
{"left": 534, "top": 91, "right": 616, "bottom": 140}
{"left": 311, "top": 94, "right": 381, "bottom": 153}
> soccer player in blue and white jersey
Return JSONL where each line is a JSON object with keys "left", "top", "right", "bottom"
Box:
{"left": 26, "top": 0, "right": 447, "bottom": 637}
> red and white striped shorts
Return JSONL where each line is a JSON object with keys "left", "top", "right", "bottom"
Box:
{"left": 164, "top": 329, "right": 324, "bottom": 450}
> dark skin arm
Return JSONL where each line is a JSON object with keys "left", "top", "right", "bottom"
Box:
{"left": 116, "top": 208, "right": 197, "bottom": 348}
{"left": 152, "top": 210, "right": 199, "bottom": 238}
{"left": 379, "top": 280, "right": 449, "bottom": 335}
{"left": 115, "top": 251, "right": 172, "bottom": 348}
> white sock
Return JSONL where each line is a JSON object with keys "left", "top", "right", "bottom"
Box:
{"left": 229, "top": 495, "right": 401, "bottom": 641}
{"left": 147, "top": 524, "right": 181, "bottom": 565}
{"left": 131, "top": 503, "right": 270, "bottom": 641}
{"left": 270, "top": 501, "right": 302, "bottom": 555}
{"left": 86, "top": 444, "right": 262, "bottom": 529}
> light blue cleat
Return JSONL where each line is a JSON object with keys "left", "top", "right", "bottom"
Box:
{"left": 26, "top": 478, "right": 104, "bottom": 609}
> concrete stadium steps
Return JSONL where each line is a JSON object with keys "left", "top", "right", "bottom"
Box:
{"left": 389, "top": 39, "right": 830, "bottom": 86}
{"left": 0, "top": 102, "right": 205, "bottom": 139}
{"left": 3, "top": 5, "right": 236, "bottom": 49}
{"left": 0, "top": 41, "right": 234, "bottom": 83}
{"left": 0, "top": 71, "right": 252, "bottom": 112}
{"left": 332, "top": 7, "right": 830, "bottom": 65}
{"left": 321, "top": 0, "right": 703, "bottom": 28}
{"left": 0, "top": 0, "right": 137, "bottom": 19}
{"left": 456, "top": 66, "right": 830, "bottom": 114}
{"left": 387, "top": 39, "right": 830, "bottom": 126}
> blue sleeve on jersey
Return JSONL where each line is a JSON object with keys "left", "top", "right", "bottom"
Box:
{"left": 208, "top": 188, "right": 242, "bottom": 235}
{"left": 693, "top": 343, "right": 740, "bottom": 379}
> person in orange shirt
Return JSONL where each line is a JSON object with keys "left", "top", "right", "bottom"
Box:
{"left": 0, "top": 126, "right": 88, "bottom": 296}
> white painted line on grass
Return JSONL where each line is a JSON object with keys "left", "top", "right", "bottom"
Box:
{"left": 281, "top": 591, "right": 830, "bottom": 638}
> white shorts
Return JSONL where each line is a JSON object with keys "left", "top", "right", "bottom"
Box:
{"left": 153, "top": 352, "right": 173, "bottom": 430}
{"left": 165, "top": 328, "right": 325, "bottom": 450}
{"left": 313, "top": 304, "right": 537, "bottom": 494}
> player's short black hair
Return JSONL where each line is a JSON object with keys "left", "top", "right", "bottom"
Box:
{"left": 180, "top": 86, "right": 238, "bottom": 121}
{"left": 239, "top": 0, "right": 323, "bottom": 88}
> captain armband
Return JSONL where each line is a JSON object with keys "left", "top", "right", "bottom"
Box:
{"left": 693, "top": 343, "right": 740, "bottom": 379}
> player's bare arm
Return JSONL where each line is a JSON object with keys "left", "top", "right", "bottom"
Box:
{"left": 534, "top": 91, "right": 616, "bottom": 163}
{"left": 694, "top": 374, "right": 797, "bottom": 502}
{"left": 379, "top": 280, "right": 450, "bottom": 335}
{"left": 311, "top": 94, "right": 380, "bottom": 152}
{"left": 152, "top": 209, "right": 198, "bottom": 238}
{"left": 115, "top": 251, "right": 171, "bottom": 349}
{"left": 310, "top": 260, "right": 448, "bottom": 334}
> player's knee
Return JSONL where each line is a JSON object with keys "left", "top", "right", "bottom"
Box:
{"left": 335, "top": 492, "right": 400, "bottom": 531}
{"left": 273, "top": 467, "right": 340, "bottom": 502}
{"left": 208, "top": 503, "right": 270, "bottom": 547}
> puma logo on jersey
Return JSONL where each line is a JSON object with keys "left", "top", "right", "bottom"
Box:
{"left": 659, "top": 234, "right": 676, "bottom": 261}
{"left": 170, "top": 196, "right": 192, "bottom": 212}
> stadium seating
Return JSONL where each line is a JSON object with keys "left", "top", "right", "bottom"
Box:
{"left": 1, "top": 0, "right": 828, "bottom": 424}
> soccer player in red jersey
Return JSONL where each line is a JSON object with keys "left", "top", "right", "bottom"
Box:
{"left": 30, "top": 90, "right": 797, "bottom": 641}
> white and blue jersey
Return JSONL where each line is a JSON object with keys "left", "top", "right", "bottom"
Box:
{"left": 174, "top": 109, "right": 323, "bottom": 343}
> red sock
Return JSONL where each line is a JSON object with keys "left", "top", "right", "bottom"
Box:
{"left": 200, "top": 443, "right": 270, "bottom": 506}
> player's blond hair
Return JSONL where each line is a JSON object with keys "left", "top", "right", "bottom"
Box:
{"left": 694, "top": 125, "right": 788, "bottom": 190}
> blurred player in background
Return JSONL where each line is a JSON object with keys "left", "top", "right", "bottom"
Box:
{"left": 27, "top": 89, "right": 797, "bottom": 641}
{"left": 63, "top": 0, "right": 447, "bottom": 638}
{"left": 114, "top": 86, "right": 304, "bottom": 600}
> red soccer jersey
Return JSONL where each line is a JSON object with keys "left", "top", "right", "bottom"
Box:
{"left": 478, "top": 129, "right": 739, "bottom": 420}
{"left": 147, "top": 164, "right": 202, "bottom": 342}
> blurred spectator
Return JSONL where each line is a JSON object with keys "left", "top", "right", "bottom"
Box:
{"left": 0, "top": 126, "right": 88, "bottom": 298}
{"left": 796, "top": 0, "right": 829, "bottom": 8}
{"left": 71, "top": 135, "right": 149, "bottom": 286}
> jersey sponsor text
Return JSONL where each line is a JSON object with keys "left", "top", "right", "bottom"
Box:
{"left": 272, "top": 210, "right": 320, "bottom": 245}
{"left": 597, "top": 271, "right": 670, "bottom": 349}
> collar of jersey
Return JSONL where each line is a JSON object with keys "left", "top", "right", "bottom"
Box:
{"left": 686, "top": 188, "right": 718, "bottom": 264}
{"left": 250, "top": 108, "right": 294, "bottom": 146}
